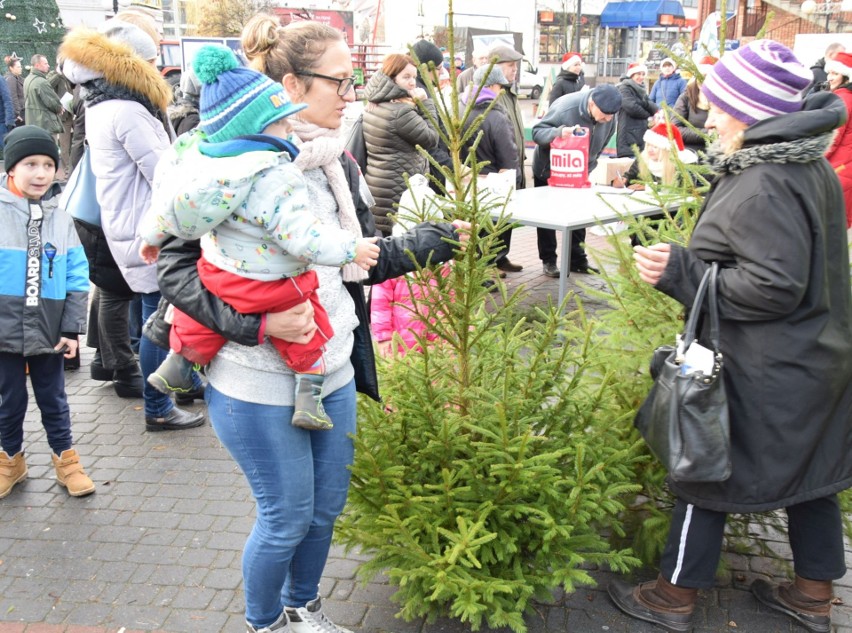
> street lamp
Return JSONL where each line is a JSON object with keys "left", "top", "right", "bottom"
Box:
{"left": 800, "top": 0, "right": 840, "bottom": 32}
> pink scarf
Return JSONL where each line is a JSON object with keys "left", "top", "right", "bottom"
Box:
{"left": 289, "top": 119, "right": 367, "bottom": 283}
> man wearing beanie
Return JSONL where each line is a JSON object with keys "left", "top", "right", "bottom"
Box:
{"left": 532, "top": 84, "right": 622, "bottom": 275}
{"left": 410, "top": 39, "right": 453, "bottom": 195}
{"left": 549, "top": 52, "right": 585, "bottom": 105}
{"left": 139, "top": 45, "right": 380, "bottom": 432}
{"left": 0, "top": 125, "right": 95, "bottom": 498}
{"left": 609, "top": 40, "right": 852, "bottom": 633}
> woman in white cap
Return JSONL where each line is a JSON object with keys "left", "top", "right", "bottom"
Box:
{"left": 616, "top": 60, "right": 658, "bottom": 157}
{"left": 609, "top": 40, "right": 852, "bottom": 633}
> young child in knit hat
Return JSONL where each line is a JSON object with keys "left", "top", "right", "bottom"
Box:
{"left": 0, "top": 125, "right": 94, "bottom": 498}
{"left": 139, "top": 45, "right": 380, "bottom": 431}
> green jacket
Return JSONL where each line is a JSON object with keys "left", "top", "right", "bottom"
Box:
{"left": 23, "top": 69, "right": 63, "bottom": 133}
{"left": 495, "top": 84, "right": 526, "bottom": 189}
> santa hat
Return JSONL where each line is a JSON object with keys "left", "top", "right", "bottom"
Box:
{"left": 826, "top": 51, "right": 852, "bottom": 80}
{"left": 697, "top": 55, "right": 718, "bottom": 76}
{"left": 627, "top": 61, "right": 648, "bottom": 77}
{"left": 562, "top": 52, "right": 583, "bottom": 70}
{"left": 643, "top": 122, "right": 697, "bottom": 163}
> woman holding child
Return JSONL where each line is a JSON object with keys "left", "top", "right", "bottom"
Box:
{"left": 155, "top": 15, "right": 466, "bottom": 633}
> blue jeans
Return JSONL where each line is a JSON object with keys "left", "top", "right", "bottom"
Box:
{"left": 140, "top": 291, "right": 202, "bottom": 417}
{"left": 206, "top": 379, "right": 357, "bottom": 628}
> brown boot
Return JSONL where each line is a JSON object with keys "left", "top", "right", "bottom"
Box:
{"left": 752, "top": 575, "right": 831, "bottom": 632}
{"left": 52, "top": 449, "right": 95, "bottom": 497}
{"left": 608, "top": 574, "right": 697, "bottom": 632}
{"left": 0, "top": 451, "right": 27, "bottom": 499}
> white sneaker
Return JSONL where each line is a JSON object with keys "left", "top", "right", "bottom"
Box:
{"left": 247, "top": 610, "right": 290, "bottom": 633}
{"left": 286, "top": 597, "right": 352, "bottom": 633}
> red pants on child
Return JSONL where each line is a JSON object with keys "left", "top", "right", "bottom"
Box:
{"left": 169, "top": 258, "right": 333, "bottom": 373}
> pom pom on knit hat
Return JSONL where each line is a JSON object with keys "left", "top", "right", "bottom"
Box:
{"left": 701, "top": 40, "right": 812, "bottom": 126}
{"left": 643, "top": 122, "right": 697, "bottom": 163}
{"left": 193, "top": 45, "right": 307, "bottom": 144}
{"left": 561, "top": 52, "right": 583, "bottom": 71}
{"left": 826, "top": 51, "right": 852, "bottom": 80}
{"left": 627, "top": 61, "right": 648, "bottom": 77}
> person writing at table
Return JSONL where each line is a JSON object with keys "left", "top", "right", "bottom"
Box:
{"left": 531, "top": 84, "right": 622, "bottom": 276}
{"left": 154, "top": 15, "right": 469, "bottom": 633}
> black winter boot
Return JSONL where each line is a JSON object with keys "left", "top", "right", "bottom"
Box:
{"left": 751, "top": 575, "right": 832, "bottom": 633}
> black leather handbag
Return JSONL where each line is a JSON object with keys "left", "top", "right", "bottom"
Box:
{"left": 634, "top": 262, "right": 731, "bottom": 483}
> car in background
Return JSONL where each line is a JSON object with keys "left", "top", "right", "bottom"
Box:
{"left": 518, "top": 59, "right": 546, "bottom": 99}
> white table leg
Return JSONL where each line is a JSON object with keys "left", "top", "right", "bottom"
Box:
{"left": 558, "top": 227, "right": 572, "bottom": 305}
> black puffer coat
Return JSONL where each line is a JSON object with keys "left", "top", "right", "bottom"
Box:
{"left": 362, "top": 71, "right": 438, "bottom": 236}
{"left": 156, "top": 153, "right": 458, "bottom": 402}
{"left": 656, "top": 92, "right": 852, "bottom": 513}
{"left": 548, "top": 69, "right": 584, "bottom": 106}
{"left": 616, "top": 76, "right": 657, "bottom": 157}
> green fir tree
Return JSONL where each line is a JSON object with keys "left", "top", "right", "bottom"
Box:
{"left": 0, "top": 0, "right": 65, "bottom": 69}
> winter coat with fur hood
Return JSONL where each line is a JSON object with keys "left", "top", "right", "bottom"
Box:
{"left": 362, "top": 71, "right": 438, "bottom": 236}
{"left": 656, "top": 91, "right": 852, "bottom": 513}
{"left": 59, "top": 29, "right": 174, "bottom": 294}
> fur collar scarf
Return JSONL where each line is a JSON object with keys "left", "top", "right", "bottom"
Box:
{"left": 705, "top": 132, "right": 834, "bottom": 176}
{"left": 58, "top": 29, "right": 172, "bottom": 113}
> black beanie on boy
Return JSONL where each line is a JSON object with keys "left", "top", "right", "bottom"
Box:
{"left": 4, "top": 125, "right": 60, "bottom": 173}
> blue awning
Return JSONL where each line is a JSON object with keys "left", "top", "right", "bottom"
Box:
{"left": 599, "top": 0, "right": 685, "bottom": 28}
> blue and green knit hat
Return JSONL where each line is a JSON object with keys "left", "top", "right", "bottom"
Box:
{"left": 193, "top": 45, "right": 306, "bottom": 143}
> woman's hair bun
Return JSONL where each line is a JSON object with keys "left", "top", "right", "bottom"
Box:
{"left": 193, "top": 45, "right": 239, "bottom": 85}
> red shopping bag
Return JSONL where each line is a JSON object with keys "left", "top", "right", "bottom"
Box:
{"left": 548, "top": 127, "right": 591, "bottom": 188}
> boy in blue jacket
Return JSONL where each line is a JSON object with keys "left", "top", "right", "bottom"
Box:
{"left": 0, "top": 126, "right": 94, "bottom": 498}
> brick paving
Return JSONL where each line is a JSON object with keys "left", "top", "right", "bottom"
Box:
{"left": 1, "top": 225, "right": 850, "bottom": 632}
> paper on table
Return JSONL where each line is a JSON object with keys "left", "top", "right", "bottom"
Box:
{"left": 594, "top": 185, "right": 634, "bottom": 195}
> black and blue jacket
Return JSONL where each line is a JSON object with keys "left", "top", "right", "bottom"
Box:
{"left": 0, "top": 177, "right": 89, "bottom": 355}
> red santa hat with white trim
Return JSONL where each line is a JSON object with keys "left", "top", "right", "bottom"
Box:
{"left": 626, "top": 61, "right": 648, "bottom": 77}
{"left": 562, "top": 52, "right": 583, "bottom": 70}
{"left": 643, "top": 122, "right": 697, "bottom": 163}
{"left": 826, "top": 52, "right": 852, "bottom": 80}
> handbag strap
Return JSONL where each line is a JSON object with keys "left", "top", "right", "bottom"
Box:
{"left": 682, "top": 262, "right": 720, "bottom": 351}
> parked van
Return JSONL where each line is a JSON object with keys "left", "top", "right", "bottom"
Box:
{"left": 518, "top": 59, "right": 546, "bottom": 99}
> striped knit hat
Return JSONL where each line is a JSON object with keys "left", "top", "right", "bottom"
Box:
{"left": 702, "top": 40, "right": 812, "bottom": 126}
{"left": 193, "top": 45, "right": 306, "bottom": 143}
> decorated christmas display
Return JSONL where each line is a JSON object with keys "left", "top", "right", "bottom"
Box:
{"left": 0, "top": 0, "right": 65, "bottom": 69}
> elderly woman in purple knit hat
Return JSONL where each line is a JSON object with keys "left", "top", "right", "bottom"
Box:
{"left": 608, "top": 40, "right": 852, "bottom": 633}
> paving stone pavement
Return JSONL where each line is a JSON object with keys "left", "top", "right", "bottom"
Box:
{"left": 1, "top": 226, "right": 850, "bottom": 633}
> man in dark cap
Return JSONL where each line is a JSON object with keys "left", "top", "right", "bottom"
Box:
{"left": 409, "top": 39, "right": 453, "bottom": 195}
{"left": 531, "top": 84, "right": 622, "bottom": 275}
